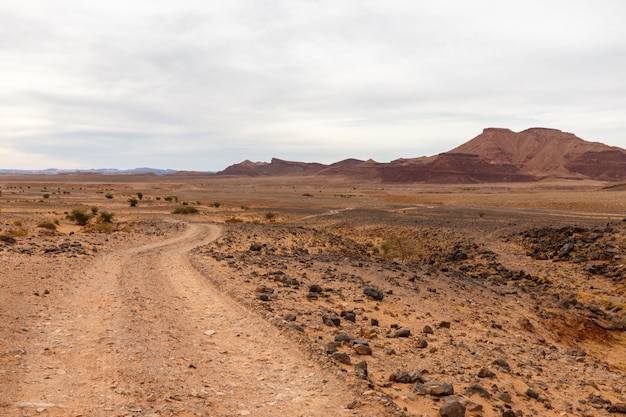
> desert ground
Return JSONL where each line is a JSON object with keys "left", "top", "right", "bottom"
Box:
{"left": 1, "top": 174, "right": 625, "bottom": 417}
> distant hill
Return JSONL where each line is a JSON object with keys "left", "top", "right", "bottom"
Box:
{"left": 0, "top": 168, "right": 183, "bottom": 176}
{"left": 217, "top": 128, "right": 626, "bottom": 183}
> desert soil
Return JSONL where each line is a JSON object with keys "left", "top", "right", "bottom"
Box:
{"left": 1, "top": 175, "right": 625, "bottom": 417}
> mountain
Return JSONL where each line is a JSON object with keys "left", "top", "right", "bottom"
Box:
{"left": 217, "top": 128, "right": 626, "bottom": 183}
{"left": 0, "top": 168, "right": 183, "bottom": 175}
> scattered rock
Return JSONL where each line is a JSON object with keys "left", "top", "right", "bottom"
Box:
{"left": 423, "top": 325, "right": 434, "bottom": 334}
{"left": 526, "top": 387, "right": 540, "bottom": 399}
{"left": 363, "top": 286, "right": 384, "bottom": 301}
{"left": 415, "top": 338, "right": 428, "bottom": 348}
{"left": 608, "top": 403, "right": 626, "bottom": 413}
{"left": 477, "top": 367, "right": 495, "bottom": 378}
{"left": 387, "top": 327, "right": 411, "bottom": 338}
{"left": 468, "top": 384, "right": 490, "bottom": 398}
{"left": 353, "top": 344, "right": 372, "bottom": 355}
{"left": 390, "top": 370, "right": 424, "bottom": 384}
{"left": 309, "top": 284, "right": 323, "bottom": 293}
{"left": 331, "top": 351, "right": 351, "bottom": 365}
{"left": 355, "top": 361, "right": 368, "bottom": 379}
{"left": 439, "top": 398, "right": 466, "bottom": 417}
{"left": 492, "top": 358, "right": 511, "bottom": 372}
{"left": 249, "top": 243, "right": 263, "bottom": 251}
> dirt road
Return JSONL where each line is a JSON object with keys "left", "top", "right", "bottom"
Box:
{"left": 4, "top": 223, "right": 376, "bottom": 416}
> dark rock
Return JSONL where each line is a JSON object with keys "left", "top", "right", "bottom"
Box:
{"left": 284, "top": 313, "right": 297, "bottom": 322}
{"left": 0, "top": 236, "right": 16, "bottom": 244}
{"left": 371, "top": 318, "right": 379, "bottom": 326}
{"left": 526, "top": 387, "right": 540, "bottom": 399}
{"left": 477, "top": 367, "right": 495, "bottom": 378}
{"left": 423, "top": 325, "right": 434, "bottom": 334}
{"left": 363, "top": 286, "right": 384, "bottom": 301}
{"left": 323, "top": 315, "right": 340, "bottom": 327}
{"left": 323, "top": 342, "right": 338, "bottom": 355}
{"left": 334, "top": 333, "right": 354, "bottom": 343}
{"left": 608, "top": 403, "right": 626, "bottom": 413}
{"left": 256, "top": 294, "right": 270, "bottom": 302}
{"left": 496, "top": 392, "right": 512, "bottom": 403}
{"left": 502, "top": 411, "right": 516, "bottom": 417}
{"left": 340, "top": 310, "right": 356, "bottom": 322}
{"left": 309, "top": 284, "right": 323, "bottom": 293}
{"left": 492, "top": 358, "right": 511, "bottom": 372}
{"left": 249, "top": 243, "right": 263, "bottom": 251}
{"left": 468, "top": 384, "right": 490, "bottom": 398}
{"left": 390, "top": 370, "right": 424, "bottom": 384}
{"left": 331, "top": 351, "right": 351, "bottom": 365}
{"left": 353, "top": 344, "right": 372, "bottom": 355}
{"left": 286, "top": 323, "right": 304, "bottom": 332}
{"left": 387, "top": 327, "right": 411, "bottom": 338}
{"left": 438, "top": 321, "right": 451, "bottom": 328}
{"left": 439, "top": 398, "right": 466, "bottom": 417}
{"left": 355, "top": 361, "right": 368, "bottom": 379}
{"left": 415, "top": 338, "right": 428, "bottom": 348}
{"left": 346, "top": 399, "right": 360, "bottom": 409}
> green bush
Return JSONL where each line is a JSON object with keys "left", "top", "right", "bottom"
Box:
{"left": 137, "top": 192, "right": 143, "bottom": 200}
{"left": 68, "top": 209, "right": 92, "bottom": 226}
{"left": 128, "top": 197, "right": 138, "bottom": 207}
{"left": 91, "top": 206, "right": 99, "bottom": 215}
{"left": 98, "top": 211, "right": 114, "bottom": 223}
{"left": 172, "top": 206, "right": 199, "bottom": 214}
{"left": 264, "top": 211, "right": 276, "bottom": 221}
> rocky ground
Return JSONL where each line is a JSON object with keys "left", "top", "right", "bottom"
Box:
{"left": 1, "top": 178, "right": 625, "bottom": 417}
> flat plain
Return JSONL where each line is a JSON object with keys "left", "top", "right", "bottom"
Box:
{"left": 1, "top": 173, "right": 625, "bottom": 417}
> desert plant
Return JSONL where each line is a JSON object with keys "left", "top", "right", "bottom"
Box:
{"left": 213, "top": 202, "right": 221, "bottom": 208}
{"left": 98, "top": 211, "right": 114, "bottom": 223}
{"left": 105, "top": 192, "right": 113, "bottom": 199}
{"left": 42, "top": 193, "right": 50, "bottom": 199}
{"left": 8, "top": 228, "right": 28, "bottom": 237}
{"left": 137, "top": 192, "right": 143, "bottom": 200}
{"left": 128, "top": 197, "right": 138, "bottom": 207}
{"left": 68, "top": 209, "right": 92, "bottom": 226}
{"left": 379, "top": 234, "right": 422, "bottom": 262}
{"left": 91, "top": 206, "right": 99, "bottom": 215}
{"left": 264, "top": 211, "right": 276, "bottom": 221}
{"left": 37, "top": 221, "right": 57, "bottom": 230}
{"left": 172, "top": 206, "right": 198, "bottom": 214}
{"left": 13, "top": 220, "right": 22, "bottom": 227}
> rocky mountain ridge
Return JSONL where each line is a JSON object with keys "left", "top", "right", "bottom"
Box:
{"left": 218, "top": 128, "right": 626, "bottom": 183}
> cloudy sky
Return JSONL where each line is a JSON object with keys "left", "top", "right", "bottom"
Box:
{"left": 2, "top": 1, "right": 626, "bottom": 171}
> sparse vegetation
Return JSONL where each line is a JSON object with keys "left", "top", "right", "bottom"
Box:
{"left": 264, "top": 211, "right": 276, "bottom": 221}
{"left": 172, "top": 206, "right": 198, "bottom": 214}
{"left": 128, "top": 197, "right": 138, "bottom": 207}
{"left": 213, "top": 202, "right": 221, "bottom": 208}
{"left": 91, "top": 207, "right": 99, "bottom": 215}
{"left": 68, "top": 209, "right": 92, "bottom": 226}
{"left": 42, "top": 193, "right": 50, "bottom": 199}
{"left": 137, "top": 192, "right": 143, "bottom": 200}
{"left": 98, "top": 211, "right": 114, "bottom": 223}
{"left": 164, "top": 195, "right": 178, "bottom": 203}
{"left": 7, "top": 228, "right": 28, "bottom": 237}
{"left": 37, "top": 221, "right": 57, "bottom": 230}
{"left": 105, "top": 192, "right": 113, "bottom": 199}
{"left": 379, "top": 234, "right": 422, "bottom": 262}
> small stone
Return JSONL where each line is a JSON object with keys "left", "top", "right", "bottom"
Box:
{"left": 355, "top": 361, "right": 368, "bottom": 379}
{"left": 492, "top": 358, "right": 511, "bottom": 372}
{"left": 477, "top": 367, "right": 495, "bottom": 378}
{"left": 334, "top": 333, "right": 354, "bottom": 343}
{"left": 468, "top": 384, "right": 490, "bottom": 398}
{"left": 323, "top": 342, "right": 338, "bottom": 355}
{"left": 353, "top": 344, "right": 372, "bottom": 355}
{"left": 371, "top": 318, "right": 379, "bottom": 326}
{"left": 309, "top": 284, "right": 323, "bottom": 293}
{"left": 526, "top": 387, "right": 540, "bottom": 399}
{"left": 439, "top": 398, "right": 466, "bottom": 417}
{"left": 363, "top": 286, "right": 384, "bottom": 301}
{"left": 346, "top": 399, "right": 360, "bottom": 409}
{"left": 423, "top": 325, "right": 434, "bottom": 334}
{"left": 502, "top": 410, "right": 516, "bottom": 417}
{"left": 249, "top": 243, "right": 263, "bottom": 251}
{"left": 438, "top": 321, "right": 451, "bottom": 328}
{"left": 415, "top": 338, "right": 428, "bottom": 348}
{"left": 608, "top": 403, "right": 626, "bottom": 413}
{"left": 331, "top": 351, "right": 351, "bottom": 365}
{"left": 496, "top": 392, "right": 512, "bottom": 403}
{"left": 286, "top": 323, "right": 304, "bottom": 332}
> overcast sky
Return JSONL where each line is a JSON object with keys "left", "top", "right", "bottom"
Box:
{"left": 2, "top": 1, "right": 626, "bottom": 171}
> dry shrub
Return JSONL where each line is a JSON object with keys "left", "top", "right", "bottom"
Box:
{"left": 225, "top": 217, "right": 243, "bottom": 223}
{"left": 37, "top": 221, "right": 57, "bottom": 230}
{"left": 7, "top": 228, "right": 28, "bottom": 237}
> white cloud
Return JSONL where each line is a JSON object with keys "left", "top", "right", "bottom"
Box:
{"left": 1, "top": 0, "right": 625, "bottom": 170}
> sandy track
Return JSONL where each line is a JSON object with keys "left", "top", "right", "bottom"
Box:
{"left": 6, "top": 223, "right": 374, "bottom": 417}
